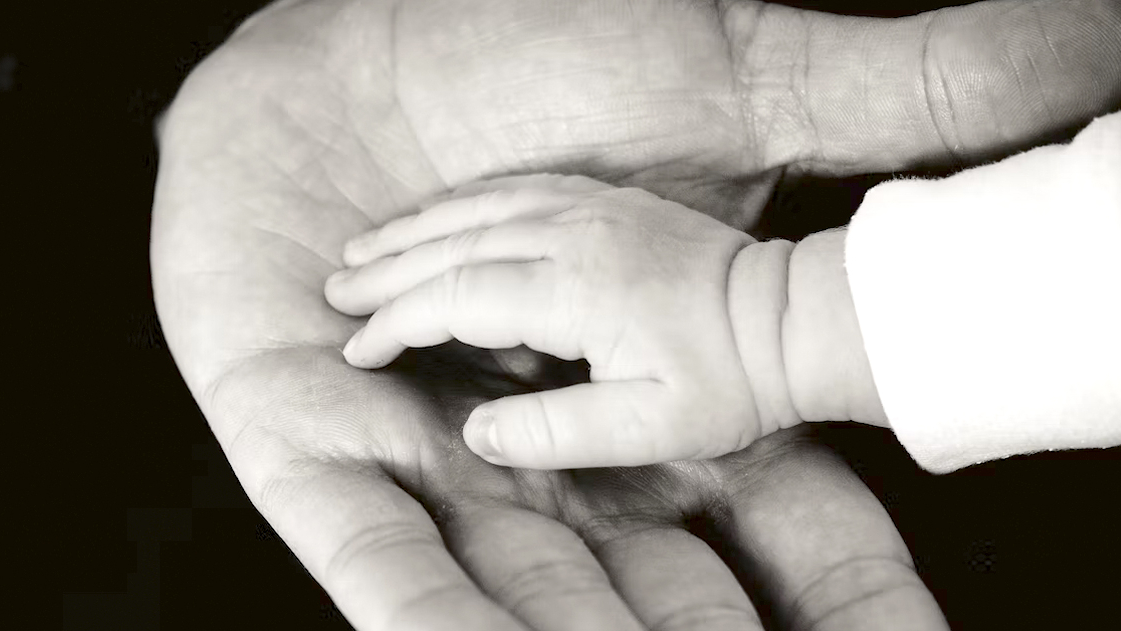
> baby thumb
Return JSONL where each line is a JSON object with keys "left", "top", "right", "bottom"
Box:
{"left": 463, "top": 381, "right": 674, "bottom": 469}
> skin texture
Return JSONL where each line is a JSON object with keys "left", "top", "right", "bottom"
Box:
{"left": 151, "top": 0, "right": 1121, "bottom": 629}
{"left": 324, "top": 175, "right": 890, "bottom": 470}
{"left": 327, "top": 174, "right": 762, "bottom": 468}
{"left": 781, "top": 228, "right": 889, "bottom": 428}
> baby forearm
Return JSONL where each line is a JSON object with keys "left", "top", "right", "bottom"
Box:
{"left": 728, "top": 229, "right": 888, "bottom": 431}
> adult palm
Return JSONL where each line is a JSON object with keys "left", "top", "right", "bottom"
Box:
{"left": 151, "top": 0, "right": 1120, "bottom": 629}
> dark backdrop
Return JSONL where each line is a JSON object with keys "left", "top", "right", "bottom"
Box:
{"left": 8, "top": 0, "right": 1114, "bottom": 629}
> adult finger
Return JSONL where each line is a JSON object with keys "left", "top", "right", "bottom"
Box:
{"left": 712, "top": 429, "right": 949, "bottom": 631}
{"left": 327, "top": 222, "right": 561, "bottom": 315}
{"left": 590, "top": 523, "right": 764, "bottom": 631}
{"left": 204, "top": 351, "right": 532, "bottom": 631}
{"left": 256, "top": 465, "right": 532, "bottom": 631}
{"left": 441, "top": 502, "right": 647, "bottom": 631}
{"left": 343, "top": 180, "right": 599, "bottom": 267}
{"left": 723, "top": 0, "right": 1121, "bottom": 174}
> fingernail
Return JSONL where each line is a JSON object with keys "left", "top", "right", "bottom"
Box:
{"left": 343, "top": 326, "right": 365, "bottom": 359}
{"left": 469, "top": 409, "right": 507, "bottom": 464}
{"left": 342, "top": 239, "right": 364, "bottom": 267}
{"left": 326, "top": 268, "right": 352, "bottom": 293}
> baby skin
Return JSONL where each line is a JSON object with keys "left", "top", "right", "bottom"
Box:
{"left": 325, "top": 174, "right": 889, "bottom": 469}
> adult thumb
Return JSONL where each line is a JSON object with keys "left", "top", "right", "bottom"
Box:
{"left": 723, "top": 0, "right": 1121, "bottom": 175}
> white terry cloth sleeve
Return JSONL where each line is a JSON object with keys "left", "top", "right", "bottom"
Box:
{"left": 844, "top": 112, "right": 1121, "bottom": 474}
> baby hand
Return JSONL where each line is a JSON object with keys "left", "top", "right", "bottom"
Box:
{"left": 325, "top": 174, "right": 764, "bottom": 468}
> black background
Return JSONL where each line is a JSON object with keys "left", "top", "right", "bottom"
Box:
{"left": 6, "top": 0, "right": 1115, "bottom": 629}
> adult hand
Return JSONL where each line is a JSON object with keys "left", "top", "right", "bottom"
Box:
{"left": 151, "top": 0, "right": 1120, "bottom": 629}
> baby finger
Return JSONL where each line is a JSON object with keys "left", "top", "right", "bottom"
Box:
{"left": 342, "top": 261, "right": 578, "bottom": 368}
{"left": 344, "top": 187, "right": 582, "bottom": 267}
{"left": 462, "top": 382, "right": 698, "bottom": 469}
{"left": 327, "top": 222, "right": 562, "bottom": 315}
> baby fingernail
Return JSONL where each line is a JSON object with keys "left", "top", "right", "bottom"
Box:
{"left": 344, "top": 232, "right": 380, "bottom": 265}
{"left": 343, "top": 327, "right": 365, "bottom": 359}
{"left": 327, "top": 269, "right": 353, "bottom": 291}
{"left": 469, "top": 410, "right": 507, "bottom": 464}
{"left": 342, "top": 240, "right": 363, "bottom": 266}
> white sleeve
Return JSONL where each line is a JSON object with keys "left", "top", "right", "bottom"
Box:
{"left": 844, "top": 112, "right": 1121, "bottom": 473}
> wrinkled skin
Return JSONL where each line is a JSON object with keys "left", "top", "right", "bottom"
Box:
{"left": 151, "top": 0, "right": 1121, "bottom": 629}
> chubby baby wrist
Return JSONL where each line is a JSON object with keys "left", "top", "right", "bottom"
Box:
{"left": 781, "top": 228, "right": 888, "bottom": 426}
{"left": 726, "top": 239, "right": 803, "bottom": 437}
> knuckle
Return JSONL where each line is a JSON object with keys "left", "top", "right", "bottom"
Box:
{"left": 518, "top": 396, "right": 561, "bottom": 461}
{"left": 467, "top": 188, "right": 518, "bottom": 224}
{"left": 789, "top": 556, "right": 925, "bottom": 631}
{"left": 623, "top": 403, "right": 671, "bottom": 462}
{"left": 489, "top": 557, "right": 611, "bottom": 614}
{"left": 385, "top": 582, "right": 478, "bottom": 630}
{"left": 477, "top": 188, "right": 516, "bottom": 209}
{"left": 649, "top": 604, "right": 762, "bottom": 631}
{"left": 439, "top": 229, "right": 483, "bottom": 266}
{"left": 437, "top": 265, "right": 465, "bottom": 308}
{"left": 324, "top": 521, "right": 443, "bottom": 584}
{"left": 540, "top": 284, "right": 583, "bottom": 360}
{"left": 919, "top": 14, "right": 964, "bottom": 161}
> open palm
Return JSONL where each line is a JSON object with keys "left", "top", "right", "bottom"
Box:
{"left": 151, "top": 0, "right": 1120, "bottom": 629}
